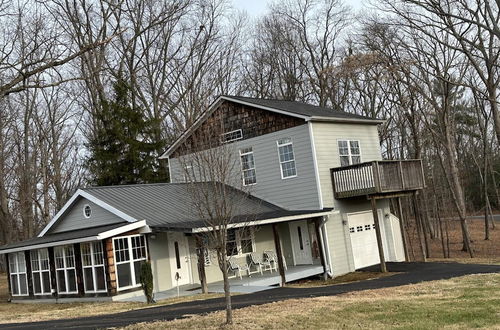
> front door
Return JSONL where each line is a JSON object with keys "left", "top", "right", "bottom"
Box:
{"left": 167, "top": 232, "right": 191, "bottom": 286}
{"left": 289, "top": 220, "right": 313, "bottom": 265}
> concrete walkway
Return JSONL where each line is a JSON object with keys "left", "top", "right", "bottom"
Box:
{"left": 2, "top": 262, "right": 500, "bottom": 329}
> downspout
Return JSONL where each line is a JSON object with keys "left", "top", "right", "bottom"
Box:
{"left": 319, "top": 215, "right": 333, "bottom": 278}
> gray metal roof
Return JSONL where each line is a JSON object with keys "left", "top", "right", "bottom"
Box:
{"left": 82, "top": 182, "right": 320, "bottom": 230}
{"left": 226, "top": 95, "right": 382, "bottom": 122}
{"left": 0, "top": 223, "right": 126, "bottom": 251}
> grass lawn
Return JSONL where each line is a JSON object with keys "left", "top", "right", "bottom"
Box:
{"left": 124, "top": 273, "right": 500, "bottom": 329}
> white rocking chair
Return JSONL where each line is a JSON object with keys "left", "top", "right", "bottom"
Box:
{"left": 227, "top": 258, "right": 250, "bottom": 280}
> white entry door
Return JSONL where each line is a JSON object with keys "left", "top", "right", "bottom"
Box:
{"left": 289, "top": 220, "right": 313, "bottom": 265}
{"left": 167, "top": 232, "right": 191, "bottom": 286}
{"left": 348, "top": 211, "right": 382, "bottom": 269}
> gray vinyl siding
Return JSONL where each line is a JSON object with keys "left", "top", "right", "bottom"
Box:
{"left": 170, "top": 124, "right": 321, "bottom": 210}
{"left": 49, "top": 198, "right": 125, "bottom": 234}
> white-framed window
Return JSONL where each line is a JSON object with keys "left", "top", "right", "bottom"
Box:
{"left": 338, "top": 140, "right": 361, "bottom": 166}
{"left": 222, "top": 129, "right": 243, "bottom": 143}
{"left": 54, "top": 245, "right": 78, "bottom": 294}
{"left": 9, "top": 252, "right": 28, "bottom": 296}
{"left": 113, "top": 235, "right": 147, "bottom": 290}
{"left": 239, "top": 147, "right": 257, "bottom": 186}
{"left": 81, "top": 242, "right": 107, "bottom": 293}
{"left": 83, "top": 204, "right": 92, "bottom": 218}
{"left": 226, "top": 228, "right": 255, "bottom": 257}
{"left": 30, "top": 249, "right": 51, "bottom": 295}
{"left": 277, "top": 138, "right": 297, "bottom": 179}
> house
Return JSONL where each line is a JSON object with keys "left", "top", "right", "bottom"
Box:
{"left": 0, "top": 96, "right": 424, "bottom": 302}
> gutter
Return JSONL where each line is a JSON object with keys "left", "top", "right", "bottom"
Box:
{"left": 319, "top": 215, "right": 334, "bottom": 278}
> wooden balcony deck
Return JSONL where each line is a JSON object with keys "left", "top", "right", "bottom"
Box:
{"left": 330, "top": 160, "right": 425, "bottom": 199}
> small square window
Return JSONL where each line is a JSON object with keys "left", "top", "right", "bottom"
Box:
{"left": 356, "top": 226, "right": 363, "bottom": 232}
{"left": 365, "top": 225, "right": 371, "bottom": 230}
{"left": 349, "top": 227, "right": 355, "bottom": 233}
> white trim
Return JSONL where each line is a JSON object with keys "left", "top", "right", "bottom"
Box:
{"left": 1, "top": 221, "right": 150, "bottom": 255}
{"left": 9, "top": 252, "right": 29, "bottom": 296}
{"left": 309, "top": 116, "right": 385, "bottom": 124}
{"left": 239, "top": 147, "right": 257, "bottom": 186}
{"left": 276, "top": 138, "right": 298, "bottom": 179}
{"left": 30, "top": 248, "right": 52, "bottom": 296}
{"left": 308, "top": 122, "right": 324, "bottom": 209}
{"left": 83, "top": 204, "right": 92, "bottom": 219}
{"left": 38, "top": 189, "right": 140, "bottom": 237}
{"left": 321, "top": 217, "right": 333, "bottom": 274}
{"left": 337, "top": 139, "right": 362, "bottom": 166}
{"left": 191, "top": 210, "right": 337, "bottom": 233}
{"left": 113, "top": 234, "right": 148, "bottom": 291}
{"left": 222, "top": 129, "right": 243, "bottom": 143}
{"left": 81, "top": 241, "right": 107, "bottom": 294}
{"left": 54, "top": 245, "right": 78, "bottom": 294}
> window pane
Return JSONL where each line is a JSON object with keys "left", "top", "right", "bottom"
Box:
{"left": 19, "top": 274, "right": 27, "bottom": 295}
{"left": 84, "top": 268, "right": 94, "bottom": 292}
{"left": 33, "top": 273, "right": 42, "bottom": 294}
{"left": 67, "top": 269, "right": 77, "bottom": 292}
{"left": 226, "top": 241, "right": 237, "bottom": 257}
{"left": 17, "top": 254, "right": 26, "bottom": 273}
{"left": 57, "top": 270, "right": 66, "bottom": 292}
{"left": 93, "top": 242, "right": 104, "bottom": 265}
{"left": 340, "top": 156, "right": 350, "bottom": 167}
{"left": 134, "top": 261, "right": 143, "bottom": 285}
{"left": 31, "top": 251, "right": 39, "bottom": 271}
{"left": 40, "top": 249, "right": 49, "bottom": 270}
{"left": 351, "top": 156, "right": 361, "bottom": 164}
{"left": 95, "top": 267, "right": 106, "bottom": 291}
{"left": 117, "top": 263, "right": 132, "bottom": 288}
{"left": 10, "top": 275, "right": 19, "bottom": 295}
{"left": 240, "top": 239, "right": 253, "bottom": 254}
{"left": 42, "top": 272, "right": 51, "bottom": 294}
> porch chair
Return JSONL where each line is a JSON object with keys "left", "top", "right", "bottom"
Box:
{"left": 249, "top": 252, "right": 273, "bottom": 275}
{"left": 264, "top": 250, "right": 287, "bottom": 272}
{"left": 227, "top": 258, "right": 250, "bottom": 280}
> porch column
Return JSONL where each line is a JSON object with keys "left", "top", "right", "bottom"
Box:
{"left": 48, "top": 247, "right": 58, "bottom": 298}
{"left": 396, "top": 197, "right": 410, "bottom": 262}
{"left": 24, "top": 250, "right": 33, "bottom": 297}
{"left": 314, "top": 218, "right": 328, "bottom": 276}
{"left": 194, "top": 235, "right": 208, "bottom": 294}
{"left": 370, "top": 197, "right": 387, "bottom": 273}
{"left": 5, "top": 254, "right": 12, "bottom": 298}
{"left": 272, "top": 223, "right": 286, "bottom": 286}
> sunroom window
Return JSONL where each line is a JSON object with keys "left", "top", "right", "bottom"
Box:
{"left": 30, "top": 249, "right": 51, "bottom": 295}
{"left": 54, "top": 245, "right": 78, "bottom": 294}
{"left": 113, "top": 235, "right": 147, "bottom": 290}
{"left": 226, "top": 228, "right": 254, "bottom": 257}
{"left": 81, "top": 242, "right": 107, "bottom": 293}
{"left": 9, "top": 252, "right": 28, "bottom": 296}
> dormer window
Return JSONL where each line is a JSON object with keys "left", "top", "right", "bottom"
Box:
{"left": 83, "top": 205, "right": 92, "bottom": 219}
{"left": 222, "top": 129, "right": 243, "bottom": 143}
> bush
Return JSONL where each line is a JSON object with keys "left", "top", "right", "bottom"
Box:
{"left": 139, "top": 261, "right": 155, "bottom": 303}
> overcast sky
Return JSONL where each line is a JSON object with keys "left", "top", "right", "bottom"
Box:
{"left": 232, "top": 0, "right": 366, "bottom": 17}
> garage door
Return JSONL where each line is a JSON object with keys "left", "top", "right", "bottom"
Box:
{"left": 347, "top": 212, "right": 380, "bottom": 269}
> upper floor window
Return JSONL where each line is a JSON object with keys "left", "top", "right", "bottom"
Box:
{"left": 277, "top": 138, "right": 297, "bottom": 178}
{"left": 222, "top": 129, "right": 243, "bottom": 143}
{"left": 240, "top": 147, "right": 257, "bottom": 186}
{"left": 9, "top": 252, "right": 28, "bottom": 296}
{"left": 338, "top": 140, "right": 361, "bottom": 166}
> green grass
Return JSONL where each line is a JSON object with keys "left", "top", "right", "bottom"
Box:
{"left": 124, "top": 273, "right": 500, "bottom": 329}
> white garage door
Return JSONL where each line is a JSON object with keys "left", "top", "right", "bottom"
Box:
{"left": 348, "top": 212, "right": 380, "bottom": 269}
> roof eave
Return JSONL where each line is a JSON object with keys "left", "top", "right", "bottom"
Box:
{"left": 308, "top": 116, "right": 385, "bottom": 125}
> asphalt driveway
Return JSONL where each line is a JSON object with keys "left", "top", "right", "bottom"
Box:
{"left": 2, "top": 262, "right": 500, "bottom": 329}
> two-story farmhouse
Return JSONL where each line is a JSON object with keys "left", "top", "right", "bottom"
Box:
{"left": 0, "top": 96, "right": 424, "bottom": 302}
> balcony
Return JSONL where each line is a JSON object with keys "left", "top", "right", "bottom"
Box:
{"left": 330, "top": 160, "right": 425, "bottom": 199}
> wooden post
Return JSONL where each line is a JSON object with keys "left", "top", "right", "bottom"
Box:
{"left": 24, "top": 250, "right": 33, "bottom": 297}
{"left": 5, "top": 254, "right": 12, "bottom": 298}
{"left": 272, "top": 223, "right": 286, "bottom": 286}
{"left": 73, "top": 243, "right": 85, "bottom": 296}
{"left": 413, "top": 192, "right": 427, "bottom": 262}
{"left": 195, "top": 235, "right": 208, "bottom": 294}
{"left": 396, "top": 197, "right": 410, "bottom": 262}
{"left": 314, "top": 218, "right": 327, "bottom": 275}
{"left": 48, "top": 247, "right": 58, "bottom": 298}
{"left": 370, "top": 197, "right": 387, "bottom": 273}
{"left": 104, "top": 239, "right": 117, "bottom": 295}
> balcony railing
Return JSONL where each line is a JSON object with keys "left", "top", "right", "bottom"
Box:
{"left": 330, "top": 160, "right": 425, "bottom": 199}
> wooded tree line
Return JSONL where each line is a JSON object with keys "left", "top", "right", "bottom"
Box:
{"left": 0, "top": 0, "right": 498, "bottom": 256}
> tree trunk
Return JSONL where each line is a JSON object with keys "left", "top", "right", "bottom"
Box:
{"left": 218, "top": 252, "right": 232, "bottom": 325}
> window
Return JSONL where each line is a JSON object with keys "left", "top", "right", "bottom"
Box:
{"left": 9, "top": 252, "right": 28, "bottom": 296}
{"left": 222, "top": 129, "right": 243, "bottom": 143}
{"left": 226, "top": 228, "right": 254, "bottom": 257}
{"left": 54, "top": 245, "right": 77, "bottom": 294}
{"left": 81, "top": 242, "right": 107, "bottom": 293}
{"left": 277, "top": 138, "right": 297, "bottom": 178}
{"left": 240, "top": 147, "right": 257, "bottom": 185}
{"left": 113, "top": 235, "right": 147, "bottom": 290}
{"left": 31, "top": 249, "right": 51, "bottom": 295}
{"left": 338, "top": 140, "right": 361, "bottom": 166}
{"left": 83, "top": 204, "right": 92, "bottom": 218}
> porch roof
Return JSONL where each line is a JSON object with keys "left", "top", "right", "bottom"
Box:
{"left": 0, "top": 220, "right": 150, "bottom": 254}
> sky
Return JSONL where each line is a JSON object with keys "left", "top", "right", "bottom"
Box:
{"left": 232, "top": 0, "right": 365, "bottom": 17}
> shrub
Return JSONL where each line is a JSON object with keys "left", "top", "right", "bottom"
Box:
{"left": 139, "top": 261, "right": 155, "bottom": 303}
